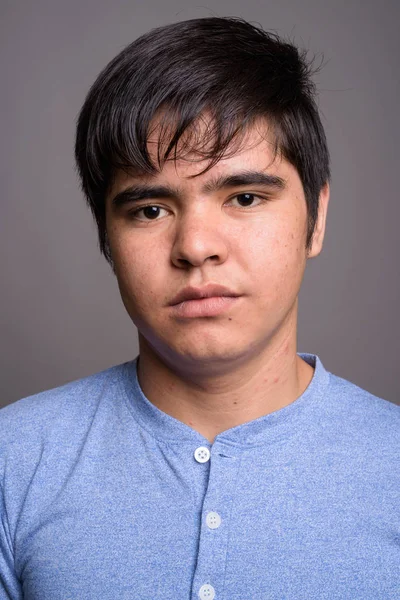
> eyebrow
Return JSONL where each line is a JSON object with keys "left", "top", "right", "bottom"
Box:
{"left": 111, "top": 170, "right": 286, "bottom": 208}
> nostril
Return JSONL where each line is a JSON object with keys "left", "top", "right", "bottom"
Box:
{"left": 173, "top": 254, "right": 221, "bottom": 268}
{"left": 176, "top": 258, "right": 192, "bottom": 267}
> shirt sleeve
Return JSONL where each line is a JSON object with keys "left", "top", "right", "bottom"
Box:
{"left": 0, "top": 482, "right": 22, "bottom": 600}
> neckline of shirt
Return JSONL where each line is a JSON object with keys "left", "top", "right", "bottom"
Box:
{"left": 119, "top": 353, "right": 330, "bottom": 448}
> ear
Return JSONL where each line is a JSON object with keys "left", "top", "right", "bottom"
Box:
{"left": 307, "top": 182, "right": 330, "bottom": 259}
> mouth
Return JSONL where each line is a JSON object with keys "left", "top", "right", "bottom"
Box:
{"left": 169, "top": 284, "right": 241, "bottom": 318}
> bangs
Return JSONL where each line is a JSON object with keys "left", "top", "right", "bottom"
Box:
{"left": 88, "top": 98, "right": 279, "bottom": 196}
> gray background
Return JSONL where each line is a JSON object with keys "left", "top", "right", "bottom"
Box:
{"left": 1, "top": 0, "right": 399, "bottom": 408}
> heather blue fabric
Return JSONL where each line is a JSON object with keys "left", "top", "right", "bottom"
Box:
{"left": 0, "top": 353, "right": 399, "bottom": 599}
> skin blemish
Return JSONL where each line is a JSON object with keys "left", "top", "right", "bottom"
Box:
{"left": 273, "top": 377, "right": 280, "bottom": 384}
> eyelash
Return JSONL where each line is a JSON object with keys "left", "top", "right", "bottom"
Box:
{"left": 127, "top": 193, "right": 268, "bottom": 221}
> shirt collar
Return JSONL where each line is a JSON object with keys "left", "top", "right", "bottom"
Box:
{"left": 119, "top": 353, "right": 330, "bottom": 448}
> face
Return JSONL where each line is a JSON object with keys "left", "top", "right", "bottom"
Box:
{"left": 105, "top": 121, "right": 329, "bottom": 373}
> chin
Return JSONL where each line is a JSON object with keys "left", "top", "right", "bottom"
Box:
{"left": 159, "top": 335, "right": 263, "bottom": 374}
{"left": 138, "top": 318, "right": 270, "bottom": 370}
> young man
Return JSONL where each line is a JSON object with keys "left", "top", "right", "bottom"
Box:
{"left": 1, "top": 17, "right": 399, "bottom": 600}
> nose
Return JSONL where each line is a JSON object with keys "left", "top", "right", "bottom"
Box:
{"left": 170, "top": 210, "right": 229, "bottom": 269}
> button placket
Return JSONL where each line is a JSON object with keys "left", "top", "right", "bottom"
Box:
{"left": 191, "top": 442, "right": 243, "bottom": 600}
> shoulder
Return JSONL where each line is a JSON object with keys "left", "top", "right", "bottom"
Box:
{"left": 0, "top": 361, "right": 131, "bottom": 450}
{"left": 325, "top": 369, "right": 400, "bottom": 442}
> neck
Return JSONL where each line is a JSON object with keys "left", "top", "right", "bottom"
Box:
{"left": 136, "top": 315, "right": 314, "bottom": 444}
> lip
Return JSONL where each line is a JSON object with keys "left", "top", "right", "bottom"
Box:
{"left": 168, "top": 284, "right": 241, "bottom": 318}
{"left": 169, "top": 284, "right": 240, "bottom": 306}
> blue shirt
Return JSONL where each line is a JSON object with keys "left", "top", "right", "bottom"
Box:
{"left": 0, "top": 353, "right": 399, "bottom": 599}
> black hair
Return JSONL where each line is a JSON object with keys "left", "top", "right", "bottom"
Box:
{"left": 75, "top": 16, "right": 330, "bottom": 265}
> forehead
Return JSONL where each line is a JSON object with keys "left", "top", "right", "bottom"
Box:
{"left": 110, "top": 116, "right": 292, "bottom": 194}
{"left": 146, "top": 112, "right": 277, "bottom": 166}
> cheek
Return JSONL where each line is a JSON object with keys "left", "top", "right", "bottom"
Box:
{"left": 245, "top": 218, "right": 306, "bottom": 294}
{"left": 112, "top": 237, "right": 164, "bottom": 313}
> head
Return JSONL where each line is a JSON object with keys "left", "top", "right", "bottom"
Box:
{"left": 74, "top": 17, "right": 330, "bottom": 373}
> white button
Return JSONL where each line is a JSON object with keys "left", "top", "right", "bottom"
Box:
{"left": 206, "top": 511, "right": 221, "bottom": 529}
{"left": 199, "top": 584, "right": 215, "bottom": 599}
{"left": 194, "top": 446, "right": 211, "bottom": 463}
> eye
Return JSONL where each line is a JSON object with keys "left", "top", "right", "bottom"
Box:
{"left": 228, "top": 193, "right": 264, "bottom": 208}
{"left": 130, "top": 205, "right": 169, "bottom": 221}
